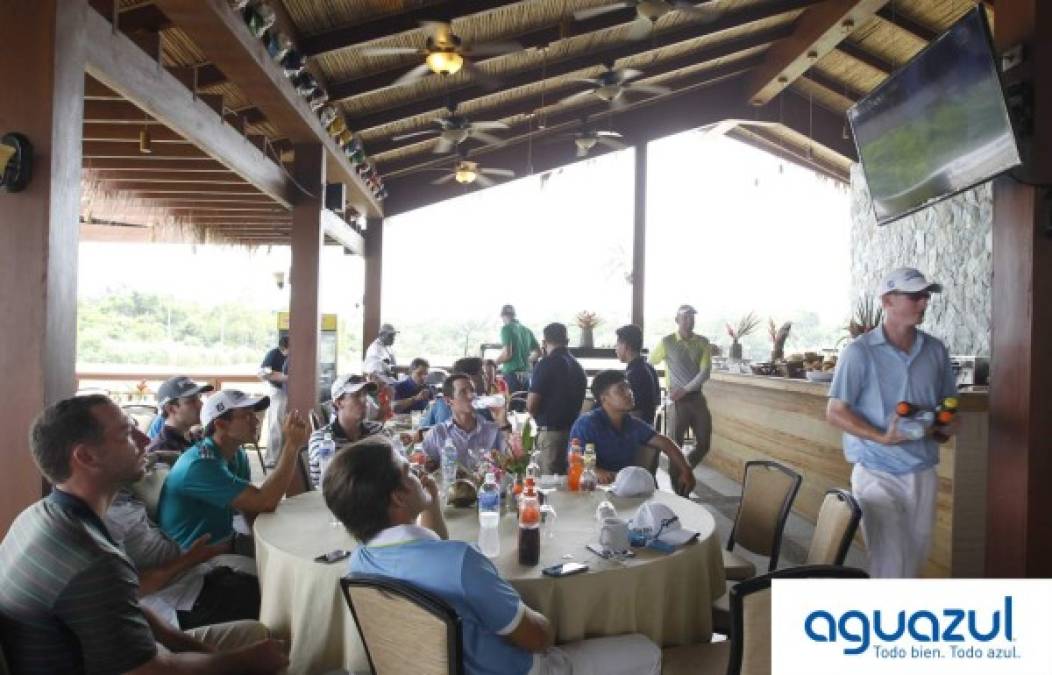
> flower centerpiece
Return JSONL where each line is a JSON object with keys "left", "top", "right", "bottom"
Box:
{"left": 768, "top": 318, "right": 793, "bottom": 362}
{"left": 725, "top": 312, "right": 760, "bottom": 361}
{"left": 575, "top": 311, "right": 602, "bottom": 349}
{"left": 846, "top": 296, "right": 883, "bottom": 340}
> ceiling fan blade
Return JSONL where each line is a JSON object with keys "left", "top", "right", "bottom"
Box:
{"left": 610, "top": 94, "right": 630, "bottom": 110}
{"left": 461, "top": 61, "right": 501, "bottom": 90}
{"left": 627, "top": 82, "right": 671, "bottom": 96}
{"left": 432, "top": 136, "right": 456, "bottom": 154}
{"left": 673, "top": 1, "right": 722, "bottom": 21}
{"left": 626, "top": 17, "right": 654, "bottom": 41}
{"left": 419, "top": 21, "right": 454, "bottom": 44}
{"left": 481, "top": 168, "right": 515, "bottom": 178}
{"left": 576, "top": 145, "right": 590, "bottom": 158}
{"left": 467, "top": 40, "right": 523, "bottom": 56}
{"left": 391, "top": 129, "right": 439, "bottom": 142}
{"left": 573, "top": 1, "right": 633, "bottom": 21}
{"left": 597, "top": 136, "right": 628, "bottom": 150}
{"left": 361, "top": 46, "right": 422, "bottom": 57}
{"left": 431, "top": 173, "right": 456, "bottom": 185}
{"left": 595, "top": 130, "right": 623, "bottom": 138}
{"left": 616, "top": 68, "right": 644, "bottom": 83}
{"left": 558, "top": 89, "right": 598, "bottom": 106}
{"left": 470, "top": 131, "right": 504, "bottom": 146}
{"left": 470, "top": 120, "right": 509, "bottom": 131}
{"left": 391, "top": 62, "right": 433, "bottom": 87}
{"left": 474, "top": 173, "right": 495, "bottom": 187}
{"left": 699, "top": 120, "right": 738, "bottom": 136}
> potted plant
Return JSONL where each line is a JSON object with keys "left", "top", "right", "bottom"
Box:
{"left": 725, "top": 312, "right": 760, "bottom": 360}
{"left": 769, "top": 318, "right": 793, "bottom": 362}
{"left": 846, "top": 296, "right": 883, "bottom": 340}
{"left": 575, "top": 311, "right": 601, "bottom": 349}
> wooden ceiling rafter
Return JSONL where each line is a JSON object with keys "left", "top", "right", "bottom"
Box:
{"left": 345, "top": 0, "right": 818, "bottom": 132}
{"left": 83, "top": 158, "right": 233, "bottom": 171}
{"left": 87, "top": 180, "right": 265, "bottom": 194}
{"left": 835, "top": 39, "right": 894, "bottom": 74}
{"left": 874, "top": 5, "right": 938, "bottom": 42}
{"left": 81, "top": 170, "right": 246, "bottom": 182}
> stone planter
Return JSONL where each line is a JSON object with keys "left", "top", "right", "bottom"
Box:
{"left": 579, "top": 326, "right": 594, "bottom": 349}
{"left": 730, "top": 342, "right": 743, "bottom": 360}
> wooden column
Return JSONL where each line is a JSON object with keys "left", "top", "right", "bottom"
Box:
{"left": 362, "top": 217, "right": 383, "bottom": 354}
{"left": 0, "top": 0, "right": 87, "bottom": 533}
{"left": 631, "top": 143, "right": 648, "bottom": 329}
{"left": 286, "top": 143, "right": 324, "bottom": 495}
{"left": 986, "top": 0, "right": 1052, "bottom": 577}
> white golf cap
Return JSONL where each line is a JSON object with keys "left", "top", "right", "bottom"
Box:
{"left": 200, "top": 389, "right": 269, "bottom": 427}
{"left": 330, "top": 374, "right": 378, "bottom": 401}
{"left": 610, "top": 466, "right": 656, "bottom": 497}
{"left": 630, "top": 500, "right": 699, "bottom": 547}
{"left": 878, "top": 267, "right": 943, "bottom": 296}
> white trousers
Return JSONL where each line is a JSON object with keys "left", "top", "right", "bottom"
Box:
{"left": 264, "top": 385, "right": 287, "bottom": 464}
{"left": 851, "top": 464, "right": 937, "bottom": 578}
{"left": 528, "top": 634, "right": 661, "bottom": 675}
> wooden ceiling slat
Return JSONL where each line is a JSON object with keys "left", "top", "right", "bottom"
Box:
{"left": 83, "top": 158, "right": 233, "bottom": 171}
{"left": 300, "top": 0, "right": 525, "bottom": 58}
{"left": 348, "top": 0, "right": 816, "bottom": 132}
{"left": 89, "top": 180, "right": 263, "bottom": 194}
{"left": 82, "top": 141, "right": 210, "bottom": 159}
{"left": 801, "top": 70, "right": 865, "bottom": 101}
{"left": 81, "top": 170, "right": 244, "bottom": 182}
{"left": 875, "top": 5, "right": 939, "bottom": 42}
{"left": 83, "top": 123, "right": 191, "bottom": 143}
{"left": 835, "top": 39, "right": 894, "bottom": 74}
{"left": 119, "top": 197, "right": 277, "bottom": 205}
{"left": 161, "top": 205, "right": 291, "bottom": 212}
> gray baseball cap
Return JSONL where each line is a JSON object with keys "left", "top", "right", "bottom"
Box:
{"left": 156, "top": 376, "right": 214, "bottom": 407}
{"left": 379, "top": 323, "right": 398, "bottom": 335}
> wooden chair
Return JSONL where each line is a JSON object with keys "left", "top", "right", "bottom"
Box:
{"left": 713, "top": 487, "right": 860, "bottom": 633}
{"left": 723, "top": 461, "right": 802, "bottom": 581}
{"left": 341, "top": 574, "right": 463, "bottom": 675}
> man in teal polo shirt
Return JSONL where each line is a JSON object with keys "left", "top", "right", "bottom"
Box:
{"left": 827, "top": 268, "right": 958, "bottom": 578}
{"left": 569, "top": 370, "right": 696, "bottom": 497}
{"left": 495, "top": 304, "right": 540, "bottom": 393}
{"left": 159, "top": 390, "right": 308, "bottom": 552}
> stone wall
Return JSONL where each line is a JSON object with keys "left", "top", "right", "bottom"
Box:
{"left": 849, "top": 164, "right": 992, "bottom": 356}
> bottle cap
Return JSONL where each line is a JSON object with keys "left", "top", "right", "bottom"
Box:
{"left": 485, "top": 472, "right": 496, "bottom": 483}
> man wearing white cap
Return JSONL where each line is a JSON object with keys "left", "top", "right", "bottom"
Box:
{"left": 649, "top": 304, "right": 713, "bottom": 489}
{"left": 363, "top": 323, "right": 398, "bottom": 376}
{"left": 306, "top": 375, "right": 383, "bottom": 488}
{"left": 826, "top": 267, "right": 958, "bottom": 578}
{"left": 159, "top": 390, "right": 309, "bottom": 551}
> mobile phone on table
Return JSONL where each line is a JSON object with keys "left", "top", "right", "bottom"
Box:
{"left": 314, "top": 549, "right": 351, "bottom": 564}
{"left": 542, "top": 562, "right": 589, "bottom": 577}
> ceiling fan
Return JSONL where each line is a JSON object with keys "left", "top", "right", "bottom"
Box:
{"left": 574, "top": 1, "right": 722, "bottom": 40}
{"left": 697, "top": 119, "right": 781, "bottom": 137}
{"left": 553, "top": 120, "right": 628, "bottom": 157}
{"left": 558, "top": 66, "right": 671, "bottom": 109}
{"left": 429, "top": 151, "right": 516, "bottom": 187}
{"left": 390, "top": 105, "right": 509, "bottom": 154}
{"left": 362, "top": 21, "right": 521, "bottom": 88}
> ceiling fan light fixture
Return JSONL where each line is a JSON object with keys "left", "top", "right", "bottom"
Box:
{"left": 454, "top": 167, "right": 477, "bottom": 184}
{"left": 426, "top": 50, "right": 464, "bottom": 76}
{"left": 575, "top": 137, "right": 598, "bottom": 152}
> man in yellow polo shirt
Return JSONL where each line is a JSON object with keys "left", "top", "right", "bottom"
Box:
{"left": 649, "top": 304, "right": 712, "bottom": 493}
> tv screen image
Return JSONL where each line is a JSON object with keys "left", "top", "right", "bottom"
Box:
{"left": 848, "top": 8, "right": 1020, "bottom": 225}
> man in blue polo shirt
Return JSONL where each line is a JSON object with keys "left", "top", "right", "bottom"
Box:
{"left": 159, "top": 390, "right": 309, "bottom": 551}
{"left": 827, "top": 268, "right": 958, "bottom": 578}
{"left": 569, "top": 370, "right": 696, "bottom": 497}
{"left": 528, "top": 323, "right": 586, "bottom": 474}
{"left": 393, "top": 357, "right": 433, "bottom": 413}
{"left": 323, "top": 439, "right": 660, "bottom": 675}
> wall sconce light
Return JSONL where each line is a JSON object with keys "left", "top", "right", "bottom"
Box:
{"left": 0, "top": 133, "right": 33, "bottom": 193}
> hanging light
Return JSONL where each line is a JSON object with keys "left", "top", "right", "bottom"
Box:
{"left": 139, "top": 127, "right": 152, "bottom": 154}
{"left": 454, "top": 163, "right": 477, "bottom": 184}
{"left": 426, "top": 50, "right": 464, "bottom": 76}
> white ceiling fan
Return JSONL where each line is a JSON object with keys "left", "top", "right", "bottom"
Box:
{"left": 391, "top": 105, "right": 509, "bottom": 154}
{"left": 574, "top": 1, "right": 722, "bottom": 40}
{"left": 558, "top": 65, "right": 671, "bottom": 109}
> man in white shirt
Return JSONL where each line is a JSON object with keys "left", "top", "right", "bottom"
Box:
{"left": 363, "top": 323, "right": 398, "bottom": 376}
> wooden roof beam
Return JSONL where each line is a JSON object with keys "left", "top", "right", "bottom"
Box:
{"left": 800, "top": 70, "right": 866, "bottom": 101}
{"left": 349, "top": 0, "right": 817, "bottom": 132}
{"left": 81, "top": 170, "right": 245, "bottom": 182}
{"left": 154, "top": 0, "right": 381, "bottom": 217}
{"left": 321, "top": 209, "right": 364, "bottom": 255}
{"left": 835, "top": 39, "right": 894, "bottom": 74}
{"left": 88, "top": 181, "right": 265, "bottom": 194}
{"left": 83, "top": 123, "right": 191, "bottom": 143}
{"left": 301, "top": 0, "right": 525, "bottom": 57}
{"left": 744, "top": 0, "right": 890, "bottom": 106}
{"left": 81, "top": 1, "right": 293, "bottom": 207}
{"left": 875, "top": 5, "right": 938, "bottom": 42}
{"left": 83, "top": 158, "right": 233, "bottom": 171}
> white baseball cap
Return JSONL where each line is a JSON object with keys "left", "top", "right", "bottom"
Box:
{"left": 878, "top": 267, "right": 943, "bottom": 296}
{"left": 610, "top": 466, "right": 656, "bottom": 497}
{"left": 630, "top": 500, "right": 699, "bottom": 547}
{"left": 331, "top": 374, "right": 379, "bottom": 401}
{"left": 201, "top": 390, "right": 269, "bottom": 427}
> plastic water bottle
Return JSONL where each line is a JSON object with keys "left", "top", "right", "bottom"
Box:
{"left": 390, "top": 434, "right": 406, "bottom": 458}
{"left": 441, "top": 439, "right": 458, "bottom": 485}
{"left": 472, "top": 395, "right": 505, "bottom": 410}
{"left": 317, "top": 432, "right": 336, "bottom": 483}
{"left": 478, "top": 473, "right": 501, "bottom": 557}
{"left": 580, "top": 444, "right": 598, "bottom": 492}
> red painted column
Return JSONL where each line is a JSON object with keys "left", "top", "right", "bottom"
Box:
{"left": 0, "top": 0, "right": 87, "bottom": 534}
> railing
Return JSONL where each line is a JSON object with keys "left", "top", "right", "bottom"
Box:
{"left": 76, "top": 369, "right": 267, "bottom": 403}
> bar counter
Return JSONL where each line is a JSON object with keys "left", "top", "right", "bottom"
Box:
{"left": 702, "top": 371, "right": 989, "bottom": 577}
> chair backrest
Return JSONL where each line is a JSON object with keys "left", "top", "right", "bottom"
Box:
{"left": 298, "top": 446, "right": 314, "bottom": 491}
{"left": 727, "top": 565, "right": 869, "bottom": 675}
{"left": 128, "top": 464, "right": 170, "bottom": 522}
{"left": 341, "top": 574, "right": 463, "bottom": 675}
{"left": 728, "top": 461, "right": 802, "bottom": 572}
{"left": 806, "top": 489, "right": 862, "bottom": 565}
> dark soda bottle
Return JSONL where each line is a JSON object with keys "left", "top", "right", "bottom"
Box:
{"left": 518, "top": 481, "right": 541, "bottom": 566}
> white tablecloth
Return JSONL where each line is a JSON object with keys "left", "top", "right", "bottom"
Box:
{"left": 254, "top": 489, "right": 725, "bottom": 674}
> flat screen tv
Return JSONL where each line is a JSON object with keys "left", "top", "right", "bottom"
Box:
{"left": 847, "top": 8, "right": 1021, "bottom": 225}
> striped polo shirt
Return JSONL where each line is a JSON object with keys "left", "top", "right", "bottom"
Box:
{"left": 0, "top": 490, "right": 157, "bottom": 674}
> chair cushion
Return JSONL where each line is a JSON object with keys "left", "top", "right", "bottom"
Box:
{"left": 722, "top": 549, "right": 757, "bottom": 581}
{"left": 661, "top": 641, "right": 731, "bottom": 675}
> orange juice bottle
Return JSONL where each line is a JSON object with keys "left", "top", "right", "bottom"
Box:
{"left": 567, "top": 438, "right": 584, "bottom": 491}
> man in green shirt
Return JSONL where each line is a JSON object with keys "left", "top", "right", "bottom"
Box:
{"left": 650, "top": 304, "right": 712, "bottom": 494}
{"left": 495, "top": 304, "right": 541, "bottom": 393}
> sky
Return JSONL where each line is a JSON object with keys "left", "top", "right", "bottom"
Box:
{"left": 78, "top": 132, "right": 851, "bottom": 360}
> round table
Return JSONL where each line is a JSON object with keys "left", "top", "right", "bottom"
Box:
{"left": 254, "top": 489, "right": 726, "bottom": 675}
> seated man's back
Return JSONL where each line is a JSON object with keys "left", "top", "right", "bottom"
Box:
{"left": 0, "top": 491, "right": 158, "bottom": 674}
{"left": 351, "top": 526, "right": 532, "bottom": 675}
